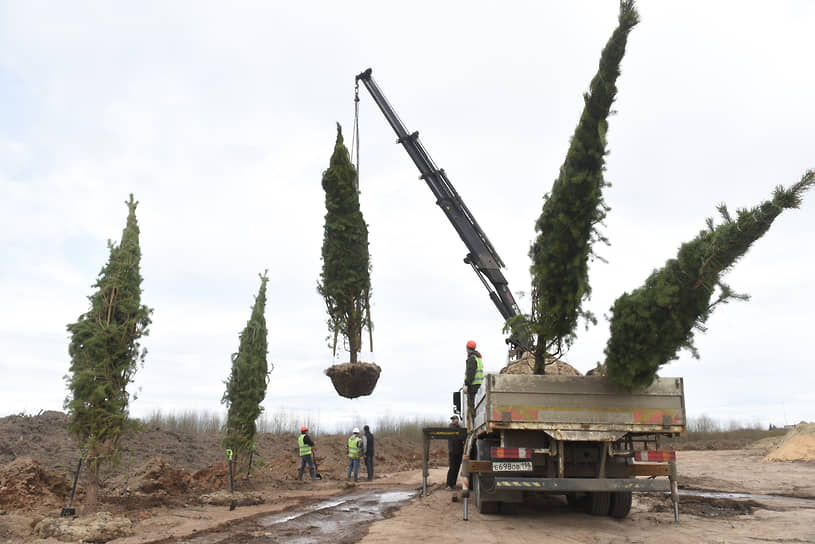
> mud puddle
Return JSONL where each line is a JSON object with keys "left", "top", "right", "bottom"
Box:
{"left": 640, "top": 489, "right": 815, "bottom": 519}
{"left": 680, "top": 488, "right": 815, "bottom": 503}
{"left": 172, "top": 489, "right": 418, "bottom": 544}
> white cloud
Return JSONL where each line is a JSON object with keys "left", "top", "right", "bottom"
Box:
{"left": 1, "top": 1, "right": 813, "bottom": 430}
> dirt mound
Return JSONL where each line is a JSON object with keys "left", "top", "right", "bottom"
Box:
{"left": 127, "top": 456, "right": 192, "bottom": 494}
{"left": 500, "top": 353, "right": 582, "bottom": 376}
{"left": 325, "top": 362, "right": 382, "bottom": 398}
{"left": 0, "top": 457, "right": 72, "bottom": 510}
{"left": 191, "top": 460, "right": 230, "bottom": 491}
{"left": 763, "top": 422, "right": 815, "bottom": 462}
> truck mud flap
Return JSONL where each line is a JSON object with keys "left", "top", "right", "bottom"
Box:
{"left": 493, "top": 477, "right": 671, "bottom": 493}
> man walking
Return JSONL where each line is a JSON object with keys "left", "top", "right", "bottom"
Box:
{"left": 446, "top": 414, "right": 464, "bottom": 489}
{"left": 464, "top": 340, "right": 483, "bottom": 424}
{"left": 346, "top": 427, "right": 363, "bottom": 482}
{"left": 362, "top": 425, "right": 375, "bottom": 481}
{"left": 297, "top": 425, "right": 317, "bottom": 481}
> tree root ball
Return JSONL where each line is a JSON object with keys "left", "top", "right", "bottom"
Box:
{"left": 325, "top": 362, "right": 382, "bottom": 399}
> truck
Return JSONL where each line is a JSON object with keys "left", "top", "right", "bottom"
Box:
{"left": 356, "top": 68, "right": 685, "bottom": 519}
{"left": 456, "top": 373, "right": 684, "bottom": 519}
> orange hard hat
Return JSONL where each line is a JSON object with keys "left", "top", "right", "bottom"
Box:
{"left": 300, "top": 426, "right": 308, "bottom": 433}
{"left": 466, "top": 340, "right": 476, "bottom": 349}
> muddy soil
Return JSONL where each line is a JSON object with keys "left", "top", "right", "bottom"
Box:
{"left": 2, "top": 413, "right": 815, "bottom": 543}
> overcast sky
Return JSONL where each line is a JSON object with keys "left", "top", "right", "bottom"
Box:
{"left": 2, "top": 1, "right": 813, "bottom": 432}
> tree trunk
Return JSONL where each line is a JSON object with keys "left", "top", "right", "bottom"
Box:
{"left": 83, "top": 458, "right": 100, "bottom": 515}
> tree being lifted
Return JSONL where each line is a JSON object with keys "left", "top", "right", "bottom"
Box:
{"left": 319, "top": 123, "right": 380, "bottom": 398}
{"left": 64, "top": 194, "right": 152, "bottom": 514}
{"left": 510, "top": 0, "right": 639, "bottom": 373}
{"left": 604, "top": 172, "right": 814, "bottom": 390}
{"left": 222, "top": 272, "right": 272, "bottom": 474}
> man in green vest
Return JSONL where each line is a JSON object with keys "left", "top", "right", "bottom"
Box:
{"left": 297, "top": 426, "right": 317, "bottom": 481}
{"left": 346, "top": 427, "right": 363, "bottom": 482}
{"left": 464, "top": 340, "right": 483, "bottom": 425}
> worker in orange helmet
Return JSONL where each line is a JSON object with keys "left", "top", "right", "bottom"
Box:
{"left": 297, "top": 425, "right": 317, "bottom": 481}
{"left": 464, "top": 340, "right": 483, "bottom": 425}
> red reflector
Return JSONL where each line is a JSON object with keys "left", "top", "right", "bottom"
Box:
{"left": 634, "top": 451, "right": 676, "bottom": 462}
{"left": 491, "top": 447, "right": 532, "bottom": 459}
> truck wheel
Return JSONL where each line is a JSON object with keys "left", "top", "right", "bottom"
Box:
{"left": 609, "top": 491, "right": 632, "bottom": 518}
{"left": 584, "top": 492, "right": 611, "bottom": 516}
{"left": 473, "top": 473, "right": 499, "bottom": 514}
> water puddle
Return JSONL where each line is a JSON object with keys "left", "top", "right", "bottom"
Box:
{"left": 173, "top": 489, "right": 418, "bottom": 544}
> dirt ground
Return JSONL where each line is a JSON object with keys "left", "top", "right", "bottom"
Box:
{"left": 1, "top": 413, "right": 814, "bottom": 543}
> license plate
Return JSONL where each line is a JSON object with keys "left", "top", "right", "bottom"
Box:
{"left": 491, "top": 461, "right": 533, "bottom": 472}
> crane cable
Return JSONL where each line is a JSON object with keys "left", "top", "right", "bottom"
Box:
{"left": 351, "top": 80, "right": 361, "bottom": 191}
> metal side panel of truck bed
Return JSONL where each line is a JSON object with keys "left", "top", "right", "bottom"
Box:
{"left": 472, "top": 374, "right": 685, "bottom": 439}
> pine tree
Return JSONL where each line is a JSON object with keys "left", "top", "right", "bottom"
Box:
{"left": 604, "top": 171, "right": 814, "bottom": 390}
{"left": 222, "top": 272, "right": 272, "bottom": 466}
{"left": 317, "top": 123, "right": 372, "bottom": 363}
{"left": 520, "top": 1, "right": 639, "bottom": 372}
{"left": 64, "top": 194, "right": 152, "bottom": 514}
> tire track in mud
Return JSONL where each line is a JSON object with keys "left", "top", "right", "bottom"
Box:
{"left": 160, "top": 489, "right": 418, "bottom": 544}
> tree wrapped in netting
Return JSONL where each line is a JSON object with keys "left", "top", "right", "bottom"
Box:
{"left": 515, "top": 0, "right": 639, "bottom": 373}
{"left": 64, "top": 194, "right": 152, "bottom": 514}
{"left": 604, "top": 171, "right": 814, "bottom": 390}
{"left": 222, "top": 272, "right": 272, "bottom": 466}
{"left": 318, "top": 123, "right": 379, "bottom": 397}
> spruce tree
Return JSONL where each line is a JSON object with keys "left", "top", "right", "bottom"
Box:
{"left": 604, "top": 171, "right": 814, "bottom": 390}
{"left": 521, "top": 1, "right": 639, "bottom": 372}
{"left": 64, "top": 194, "right": 152, "bottom": 514}
{"left": 222, "top": 272, "right": 272, "bottom": 465}
{"left": 317, "top": 123, "right": 372, "bottom": 363}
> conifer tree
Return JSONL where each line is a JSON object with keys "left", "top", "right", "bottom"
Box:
{"left": 64, "top": 194, "right": 152, "bottom": 514}
{"left": 317, "top": 123, "right": 372, "bottom": 363}
{"left": 222, "top": 272, "right": 272, "bottom": 465}
{"left": 520, "top": 1, "right": 639, "bottom": 372}
{"left": 604, "top": 172, "right": 814, "bottom": 390}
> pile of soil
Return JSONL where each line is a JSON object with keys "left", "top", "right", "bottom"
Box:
{"left": 500, "top": 353, "right": 582, "bottom": 376}
{"left": 0, "top": 412, "right": 445, "bottom": 510}
{"left": 325, "top": 362, "right": 382, "bottom": 398}
{"left": 0, "top": 457, "right": 72, "bottom": 510}
{"left": 763, "top": 422, "right": 815, "bottom": 462}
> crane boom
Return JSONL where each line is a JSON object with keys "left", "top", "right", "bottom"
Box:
{"left": 355, "top": 68, "right": 522, "bottom": 327}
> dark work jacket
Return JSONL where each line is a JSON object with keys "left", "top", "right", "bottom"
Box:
{"left": 364, "top": 431, "right": 374, "bottom": 457}
{"left": 448, "top": 422, "right": 464, "bottom": 457}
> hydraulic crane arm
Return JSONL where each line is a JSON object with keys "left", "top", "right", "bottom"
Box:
{"left": 355, "top": 68, "right": 522, "bottom": 326}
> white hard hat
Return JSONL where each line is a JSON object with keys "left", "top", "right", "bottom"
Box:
{"left": 450, "top": 414, "right": 460, "bottom": 420}
{"left": 353, "top": 427, "right": 360, "bottom": 434}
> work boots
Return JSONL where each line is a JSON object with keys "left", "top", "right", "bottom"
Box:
{"left": 309, "top": 467, "right": 316, "bottom": 480}
{"left": 297, "top": 467, "right": 304, "bottom": 481}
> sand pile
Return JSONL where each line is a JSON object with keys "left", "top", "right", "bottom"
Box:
{"left": 763, "top": 422, "right": 815, "bottom": 462}
{"left": 500, "top": 352, "right": 582, "bottom": 376}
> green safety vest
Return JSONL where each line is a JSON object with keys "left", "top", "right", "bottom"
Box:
{"left": 347, "top": 436, "right": 361, "bottom": 459}
{"left": 465, "top": 353, "right": 484, "bottom": 386}
{"left": 298, "top": 434, "right": 312, "bottom": 456}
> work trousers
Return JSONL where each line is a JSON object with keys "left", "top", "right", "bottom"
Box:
{"left": 347, "top": 457, "right": 360, "bottom": 481}
{"left": 364, "top": 455, "right": 374, "bottom": 481}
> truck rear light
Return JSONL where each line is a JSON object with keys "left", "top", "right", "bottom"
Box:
{"left": 491, "top": 447, "right": 532, "bottom": 460}
{"left": 634, "top": 450, "right": 676, "bottom": 462}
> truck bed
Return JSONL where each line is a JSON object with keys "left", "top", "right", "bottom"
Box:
{"left": 472, "top": 374, "right": 685, "bottom": 439}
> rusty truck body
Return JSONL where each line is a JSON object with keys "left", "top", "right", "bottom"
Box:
{"left": 458, "top": 373, "right": 685, "bottom": 519}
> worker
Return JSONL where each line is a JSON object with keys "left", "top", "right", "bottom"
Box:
{"left": 297, "top": 425, "right": 317, "bottom": 481}
{"left": 464, "top": 340, "right": 483, "bottom": 424}
{"left": 362, "top": 425, "right": 375, "bottom": 481}
{"left": 446, "top": 414, "right": 464, "bottom": 490}
{"left": 346, "top": 427, "right": 363, "bottom": 482}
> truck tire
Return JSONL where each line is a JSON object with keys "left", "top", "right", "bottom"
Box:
{"left": 609, "top": 491, "right": 632, "bottom": 518}
{"left": 584, "top": 492, "right": 611, "bottom": 516}
{"left": 473, "top": 473, "right": 499, "bottom": 514}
